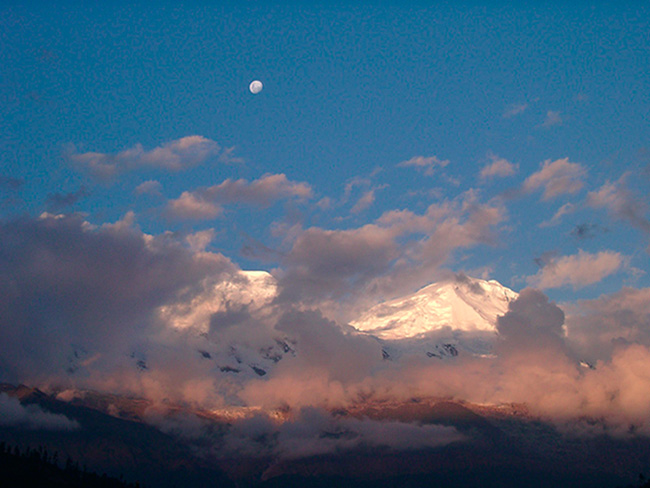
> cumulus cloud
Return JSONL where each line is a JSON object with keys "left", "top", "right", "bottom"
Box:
{"left": 274, "top": 191, "right": 505, "bottom": 322}
{"left": 68, "top": 136, "right": 221, "bottom": 180}
{"left": 134, "top": 180, "right": 163, "bottom": 196}
{"left": 0, "top": 393, "right": 80, "bottom": 430}
{"left": 0, "top": 213, "right": 236, "bottom": 384}
{"left": 168, "top": 174, "right": 313, "bottom": 220}
{"left": 169, "top": 191, "right": 223, "bottom": 219}
{"left": 527, "top": 250, "right": 624, "bottom": 289}
{"left": 565, "top": 287, "right": 650, "bottom": 361}
{"left": 479, "top": 154, "right": 518, "bottom": 180}
{"left": 523, "top": 158, "right": 586, "bottom": 200}
{"left": 397, "top": 156, "right": 450, "bottom": 176}
{"left": 587, "top": 175, "right": 650, "bottom": 234}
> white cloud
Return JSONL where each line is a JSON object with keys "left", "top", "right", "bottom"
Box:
{"left": 397, "top": 155, "right": 450, "bottom": 176}
{"left": 527, "top": 250, "right": 624, "bottom": 289}
{"left": 0, "top": 393, "right": 80, "bottom": 430}
{"left": 480, "top": 154, "right": 518, "bottom": 180}
{"left": 169, "top": 192, "right": 223, "bottom": 219}
{"left": 134, "top": 180, "right": 163, "bottom": 196}
{"left": 523, "top": 158, "right": 586, "bottom": 200}
{"left": 69, "top": 136, "right": 221, "bottom": 179}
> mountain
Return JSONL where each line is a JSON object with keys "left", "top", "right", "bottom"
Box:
{"left": 351, "top": 275, "right": 518, "bottom": 340}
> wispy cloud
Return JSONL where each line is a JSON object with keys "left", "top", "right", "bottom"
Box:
{"left": 68, "top": 136, "right": 222, "bottom": 180}
{"left": 539, "top": 202, "right": 576, "bottom": 227}
{"left": 503, "top": 103, "right": 528, "bottom": 118}
{"left": 0, "top": 175, "right": 24, "bottom": 191}
{"left": 587, "top": 175, "right": 650, "bottom": 234}
{"left": 168, "top": 174, "right": 313, "bottom": 220}
{"left": 523, "top": 158, "right": 586, "bottom": 200}
{"left": 542, "top": 110, "right": 562, "bottom": 127}
{"left": 397, "top": 155, "right": 450, "bottom": 176}
{"left": 527, "top": 250, "right": 624, "bottom": 289}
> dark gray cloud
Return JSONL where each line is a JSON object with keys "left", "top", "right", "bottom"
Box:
{"left": 0, "top": 175, "right": 24, "bottom": 191}
{"left": 0, "top": 213, "right": 235, "bottom": 382}
{"left": 497, "top": 288, "right": 566, "bottom": 352}
{"left": 45, "top": 186, "right": 89, "bottom": 211}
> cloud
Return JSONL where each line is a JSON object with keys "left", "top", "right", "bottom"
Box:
{"left": 0, "top": 392, "right": 80, "bottom": 430}
{"left": 68, "top": 136, "right": 221, "bottom": 179}
{"left": 497, "top": 288, "right": 566, "bottom": 353}
{"left": 587, "top": 175, "right": 650, "bottom": 234}
{"left": 565, "top": 287, "right": 650, "bottom": 361}
{"left": 134, "top": 180, "right": 163, "bottom": 196}
{"left": 397, "top": 156, "right": 450, "bottom": 176}
{"left": 0, "top": 175, "right": 24, "bottom": 190}
{"left": 169, "top": 191, "right": 223, "bottom": 219}
{"left": 542, "top": 110, "right": 562, "bottom": 127}
{"left": 275, "top": 191, "right": 505, "bottom": 319}
{"left": 570, "top": 223, "right": 607, "bottom": 240}
{"left": 479, "top": 154, "right": 518, "bottom": 180}
{"left": 221, "top": 407, "right": 463, "bottom": 460}
{"left": 538, "top": 202, "right": 576, "bottom": 227}
{"left": 350, "top": 190, "right": 376, "bottom": 214}
{"left": 45, "top": 186, "right": 89, "bottom": 211}
{"left": 523, "top": 158, "right": 586, "bottom": 200}
{"left": 0, "top": 213, "right": 236, "bottom": 383}
{"left": 527, "top": 250, "right": 624, "bottom": 289}
{"left": 168, "top": 174, "right": 313, "bottom": 220}
{"left": 503, "top": 103, "right": 528, "bottom": 118}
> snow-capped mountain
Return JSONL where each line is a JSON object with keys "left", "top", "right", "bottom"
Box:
{"left": 351, "top": 275, "right": 518, "bottom": 340}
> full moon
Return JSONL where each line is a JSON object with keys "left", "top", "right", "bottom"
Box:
{"left": 249, "top": 80, "right": 263, "bottom": 94}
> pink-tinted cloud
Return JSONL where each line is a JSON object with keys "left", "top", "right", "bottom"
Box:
{"left": 169, "top": 191, "right": 223, "bottom": 219}
{"left": 479, "top": 154, "right": 518, "bottom": 180}
{"left": 523, "top": 158, "right": 586, "bottom": 200}
{"left": 168, "top": 174, "right": 313, "bottom": 220}
{"left": 397, "top": 156, "right": 450, "bottom": 176}
{"left": 542, "top": 110, "right": 563, "bottom": 127}
{"left": 527, "top": 250, "right": 624, "bottom": 289}
{"left": 69, "top": 136, "right": 221, "bottom": 179}
{"left": 587, "top": 175, "right": 650, "bottom": 234}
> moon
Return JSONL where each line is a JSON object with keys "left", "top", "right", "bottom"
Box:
{"left": 249, "top": 80, "right": 263, "bottom": 94}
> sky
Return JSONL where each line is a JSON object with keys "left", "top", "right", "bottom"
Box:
{"left": 2, "top": 1, "right": 650, "bottom": 447}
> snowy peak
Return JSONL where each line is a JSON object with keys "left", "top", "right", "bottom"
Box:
{"left": 351, "top": 275, "right": 518, "bottom": 340}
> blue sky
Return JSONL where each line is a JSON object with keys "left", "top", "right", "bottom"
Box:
{"left": 2, "top": 2, "right": 650, "bottom": 305}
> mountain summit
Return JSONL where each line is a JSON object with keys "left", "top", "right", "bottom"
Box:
{"left": 351, "top": 275, "right": 518, "bottom": 340}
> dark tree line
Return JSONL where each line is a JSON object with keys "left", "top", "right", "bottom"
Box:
{"left": 0, "top": 442, "right": 141, "bottom": 488}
